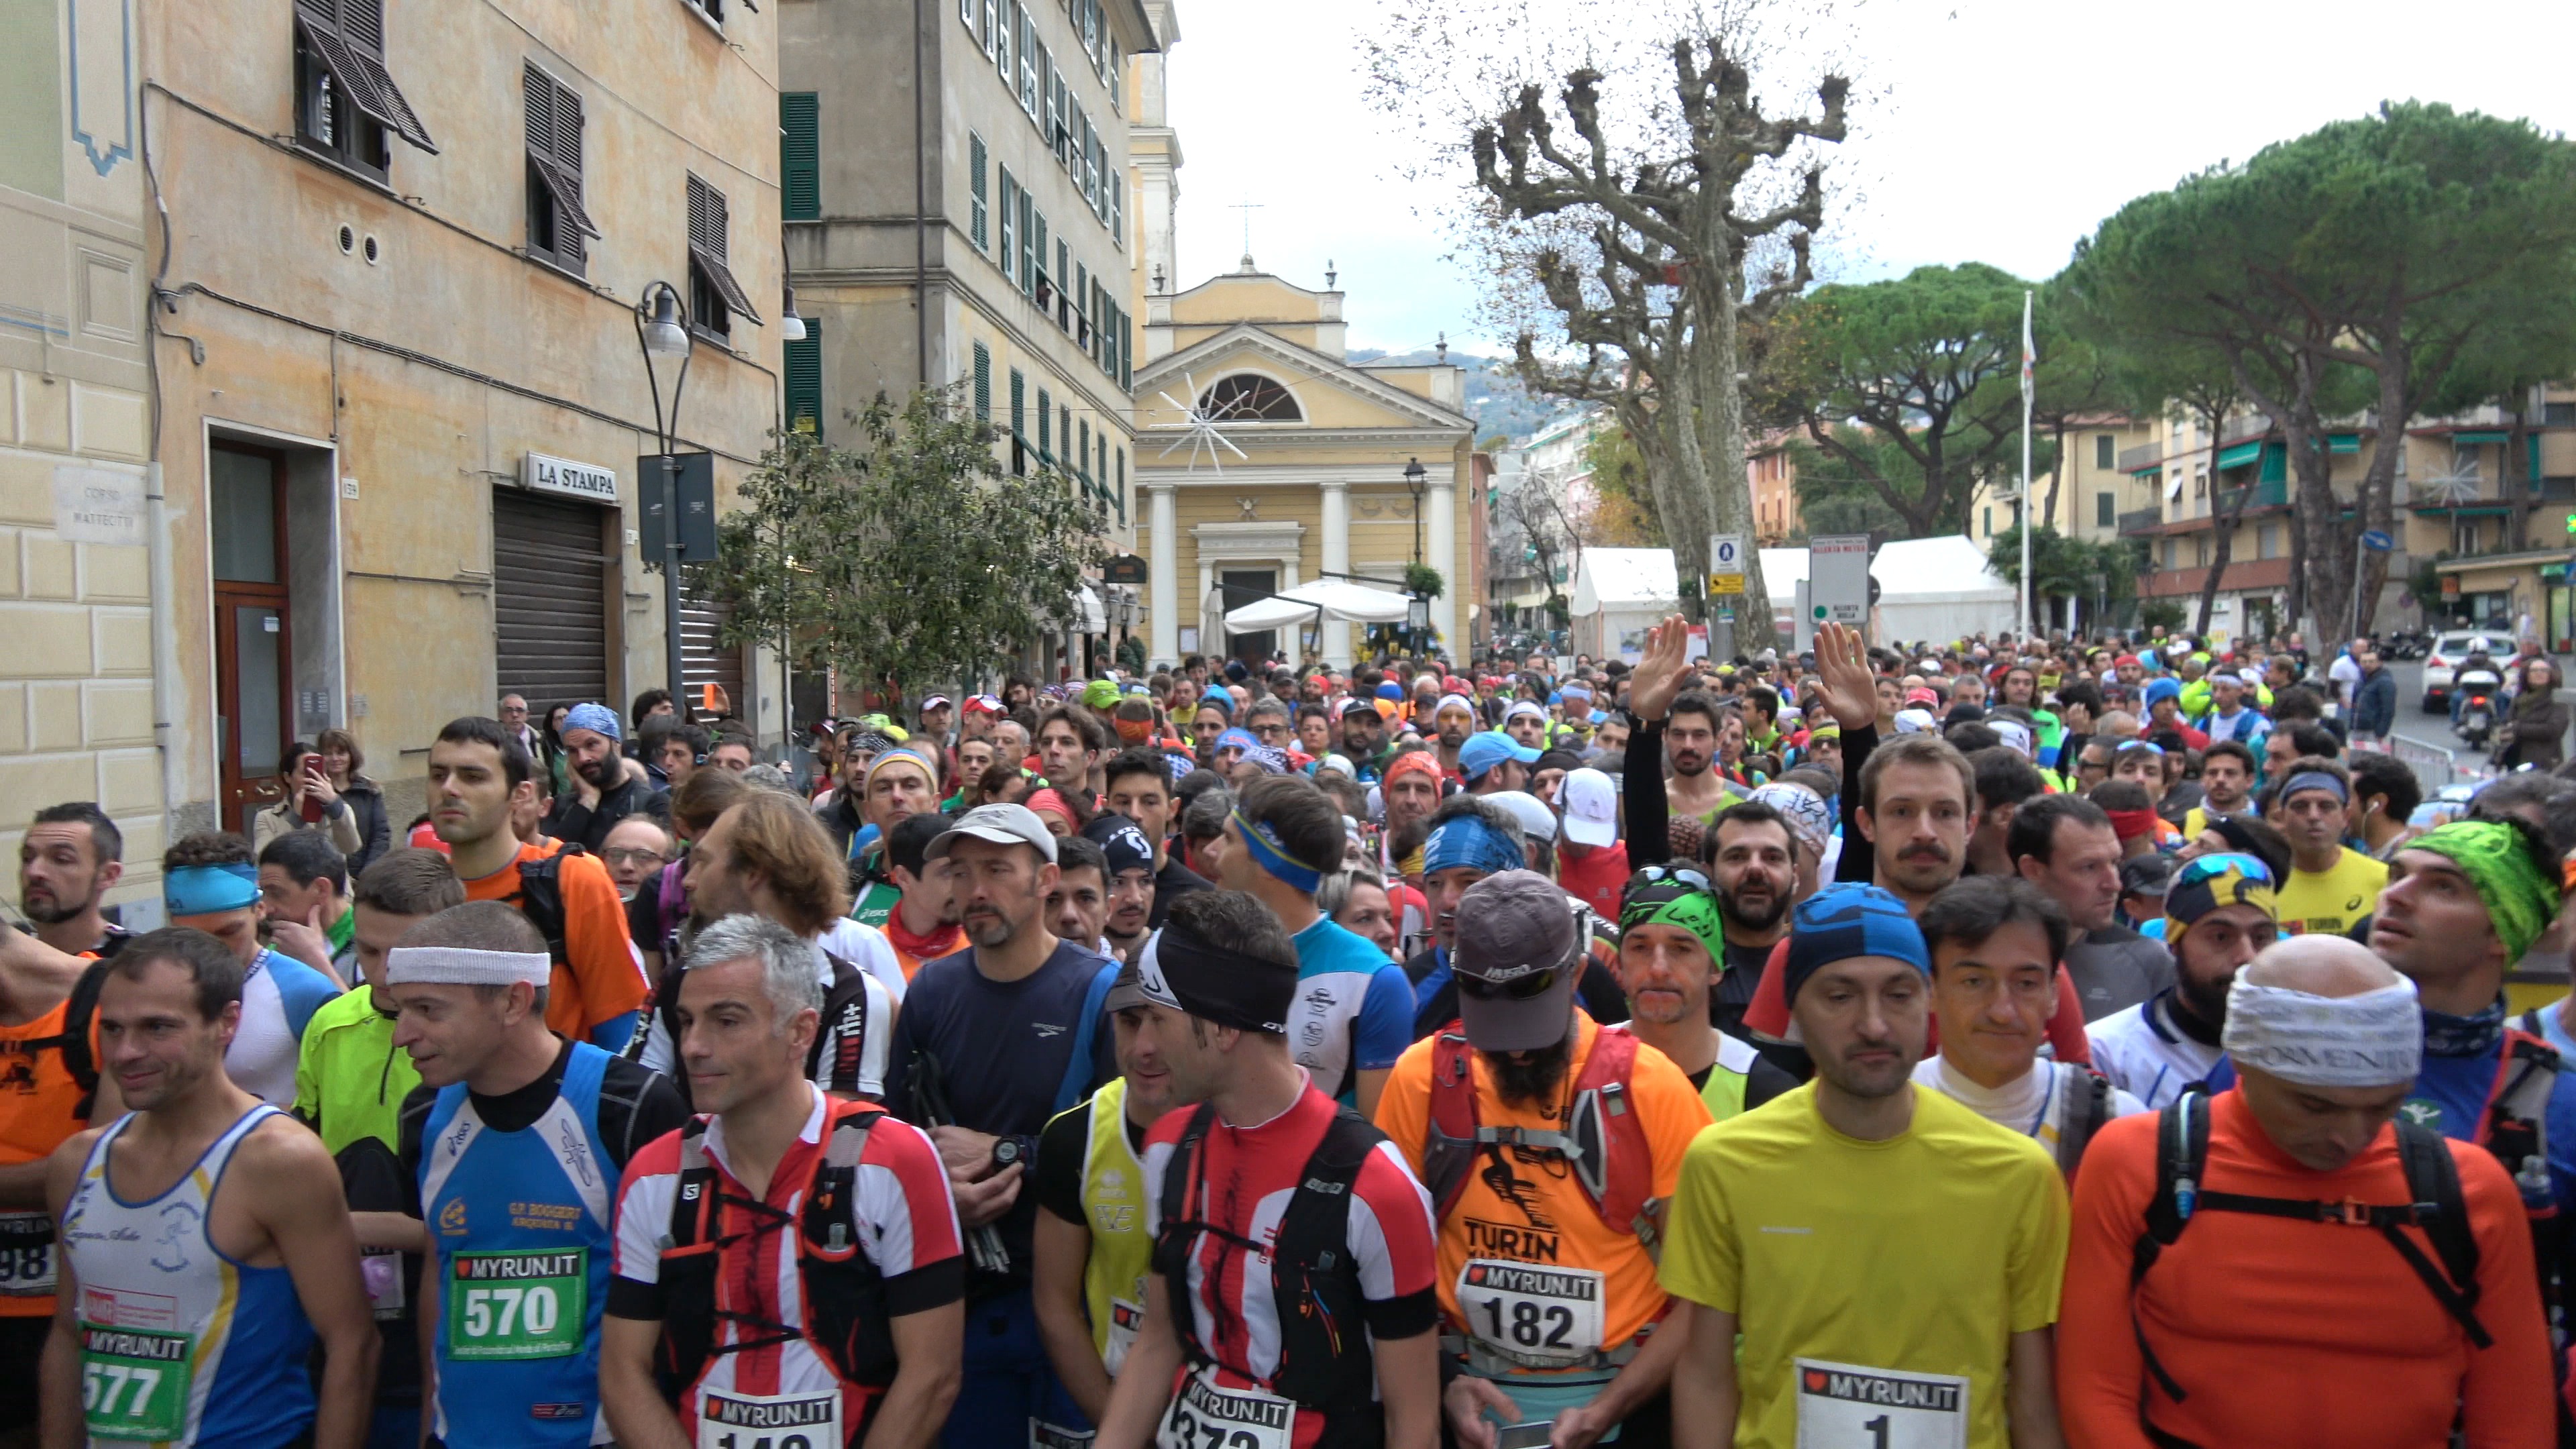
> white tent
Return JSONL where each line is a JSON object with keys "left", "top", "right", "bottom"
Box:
{"left": 1871, "top": 535, "right": 2016, "bottom": 643}
{"left": 1223, "top": 578, "right": 1414, "bottom": 636}
{"left": 1568, "top": 549, "right": 1678, "bottom": 660}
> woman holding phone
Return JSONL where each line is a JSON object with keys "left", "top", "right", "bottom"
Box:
{"left": 251, "top": 739, "right": 366, "bottom": 860}
{"left": 314, "top": 727, "right": 389, "bottom": 875}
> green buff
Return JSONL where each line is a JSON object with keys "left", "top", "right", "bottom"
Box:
{"left": 2404, "top": 819, "right": 2561, "bottom": 961}
{"left": 1619, "top": 881, "right": 1727, "bottom": 963}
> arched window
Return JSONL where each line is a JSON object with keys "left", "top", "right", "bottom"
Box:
{"left": 1198, "top": 373, "right": 1301, "bottom": 422}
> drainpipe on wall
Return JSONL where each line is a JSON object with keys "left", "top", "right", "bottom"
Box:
{"left": 146, "top": 462, "right": 184, "bottom": 820}
{"left": 913, "top": 0, "right": 930, "bottom": 389}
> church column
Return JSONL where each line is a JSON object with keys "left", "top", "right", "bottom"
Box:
{"left": 1319, "top": 480, "right": 1352, "bottom": 667}
{"left": 1148, "top": 484, "right": 1179, "bottom": 666}
{"left": 1427, "top": 474, "right": 1458, "bottom": 653}
{"left": 1197, "top": 557, "right": 1215, "bottom": 659}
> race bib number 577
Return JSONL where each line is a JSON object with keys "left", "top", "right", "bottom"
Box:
{"left": 1793, "top": 1358, "right": 1968, "bottom": 1449}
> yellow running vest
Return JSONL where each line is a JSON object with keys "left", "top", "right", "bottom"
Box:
{"left": 1076, "top": 1077, "right": 1153, "bottom": 1373}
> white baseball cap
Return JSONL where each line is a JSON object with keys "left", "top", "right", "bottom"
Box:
{"left": 1485, "top": 790, "right": 1562, "bottom": 847}
{"left": 1561, "top": 768, "right": 1617, "bottom": 847}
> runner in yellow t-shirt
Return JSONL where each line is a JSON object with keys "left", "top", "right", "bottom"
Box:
{"left": 2267, "top": 759, "right": 2388, "bottom": 938}
{"left": 1660, "top": 883, "right": 2070, "bottom": 1449}
{"left": 1375, "top": 871, "right": 1713, "bottom": 1446}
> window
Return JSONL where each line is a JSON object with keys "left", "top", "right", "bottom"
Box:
{"left": 2095, "top": 492, "right": 2114, "bottom": 528}
{"left": 998, "top": 170, "right": 1018, "bottom": 276}
{"left": 1023, "top": 199, "right": 1042, "bottom": 297}
{"left": 973, "top": 342, "right": 991, "bottom": 423}
{"left": 2192, "top": 468, "right": 2207, "bottom": 497}
{"left": 981, "top": 0, "right": 998, "bottom": 60}
{"left": 958, "top": 0, "right": 975, "bottom": 34}
{"left": 523, "top": 63, "right": 598, "bottom": 275}
{"left": 1055, "top": 239, "right": 1070, "bottom": 325}
{"left": 2162, "top": 539, "right": 2177, "bottom": 570}
{"left": 2257, "top": 522, "right": 2279, "bottom": 559}
{"left": 1982, "top": 506, "right": 1992, "bottom": 539}
{"left": 1045, "top": 58, "right": 1063, "bottom": 152}
{"left": 2194, "top": 536, "right": 2209, "bottom": 568}
{"left": 1038, "top": 388, "right": 1052, "bottom": 466}
{"left": 1081, "top": 0, "right": 1098, "bottom": 62}
{"left": 1021, "top": 28, "right": 1041, "bottom": 121}
{"left": 1081, "top": 115, "right": 1100, "bottom": 212}
{"left": 292, "top": 0, "right": 436, "bottom": 179}
{"left": 1197, "top": 374, "right": 1301, "bottom": 422}
{"left": 781, "top": 93, "right": 820, "bottom": 221}
{"left": 1110, "top": 171, "right": 1123, "bottom": 247}
{"left": 784, "top": 321, "right": 822, "bottom": 436}
{"left": 2094, "top": 434, "right": 2114, "bottom": 471}
{"left": 1108, "top": 36, "right": 1122, "bottom": 113}
{"left": 686, "top": 174, "right": 760, "bottom": 339}
{"left": 1010, "top": 369, "right": 1027, "bottom": 474}
{"left": 969, "top": 133, "right": 989, "bottom": 251}
{"left": 682, "top": 0, "right": 724, "bottom": 25}
{"left": 2546, "top": 401, "right": 2576, "bottom": 427}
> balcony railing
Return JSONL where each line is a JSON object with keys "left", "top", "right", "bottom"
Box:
{"left": 2116, "top": 507, "right": 2163, "bottom": 536}
{"left": 2117, "top": 441, "right": 2164, "bottom": 472}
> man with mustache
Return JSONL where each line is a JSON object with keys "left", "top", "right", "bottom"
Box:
{"left": 541, "top": 702, "right": 667, "bottom": 853}
{"left": 1661, "top": 884, "right": 2072, "bottom": 1449}
{"left": 15, "top": 802, "right": 126, "bottom": 958}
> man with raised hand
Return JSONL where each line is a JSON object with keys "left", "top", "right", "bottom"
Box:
{"left": 2057, "top": 936, "right": 2551, "bottom": 1448}
{"left": 543, "top": 702, "right": 665, "bottom": 853}
{"left": 392, "top": 902, "right": 688, "bottom": 1449}
{"left": 1661, "top": 884, "right": 2070, "bottom": 1449}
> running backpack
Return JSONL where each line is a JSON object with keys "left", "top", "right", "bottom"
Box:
{"left": 2054, "top": 1065, "right": 2114, "bottom": 1179}
{"left": 1150, "top": 1102, "right": 1387, "bottom": 1431}
{"left": 629, "top": 949, "right": 876, "bottom": 1106}
{"left": 653, "top": 1101, "right": 901, "bottom": 1411}
{"left": 1417, "top": 1027, "right": 1658, "bottom": 1248}
{"left": 2128, "top": 1092, "right": 2487, "bottom": 1417}
{"left": 514, "top": 846, "right": 582, "bottom": 966}
{"left": 35, "top": 961, "right": 113, "bottom": 1119}
{"left": 2498, "top": 1017, "right": 2565, "bottom": 1211}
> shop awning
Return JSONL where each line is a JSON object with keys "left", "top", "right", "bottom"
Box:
{"left": 2453, "top": 431, "right": 2510, "bottom": 445}
{"left": 2216, "top": 441, "right": 2263, "bottom": 470}
{"left": 1073, "top": 585, "right": 1107, "bottom": 633}
{"left": 1223, "top": 579, "right": 1414, "bottom": 635}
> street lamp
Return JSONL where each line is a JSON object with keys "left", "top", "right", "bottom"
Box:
{"left": 634, "top": 280, "right": 694, "bottom": 702}
{"left": 1403, "top": 457, "right": 1428, "bottom": 566}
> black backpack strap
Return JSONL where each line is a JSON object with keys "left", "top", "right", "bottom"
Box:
{"left": 2130, "top": 1094, "right": 2210, "bottom": 1411}
{"left": 2390, "top": 1119, "right": 2491, "bottom": 1350}
{"left": 54, "top": 961, "right": 111, "bottom": 1120}
{"left": 1152, "top": 1104, "right": 1222, "bottom": 1369}
{"left": 515, "top": 850, "right": 572, "bottom": 965}
{"left": 2057, "top": 1066, "right": 2113, "bottom": 1177}
{"left": 1257, "top": 1109, "right": 1386, "bottom": 1413}
{"left": 808, "top": 951, "right": 874, "bottom": 1097}
{"left": 667, "top": 1117, "right": 714, "bottom": 1249}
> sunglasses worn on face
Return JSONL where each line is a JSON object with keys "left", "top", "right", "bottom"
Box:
{"left": 1456, "top": 967, "right": 1560, "bottom": 1002}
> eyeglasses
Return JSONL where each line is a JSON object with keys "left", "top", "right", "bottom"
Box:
{"left": 1456, "top": 967, "right": 1560, "bottom": 1002}
{"left": 601, "top": 847, "right": 671, "bottom": 869}
{"left": 1625, "top": 864, "right": 1712, "bottom": 894}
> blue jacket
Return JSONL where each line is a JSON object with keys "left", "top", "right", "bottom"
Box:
{"left": 2351, "top": 665, "right": 2397, "bottom": 737}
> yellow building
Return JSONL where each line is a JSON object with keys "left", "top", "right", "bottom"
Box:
{"left": 1136, "top": 260, "right": 1474, "bottom": 668}
{"left": 1966, "top": 416, "right": 2161, "bottom": 551}
{"left": 140, "top": 0, "right": 784, "bottom": 836}
{"left": 0, "top": 0, "right": 164, "bottom": 906}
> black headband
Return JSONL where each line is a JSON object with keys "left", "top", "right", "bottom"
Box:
{"left": 1134, "top": 924, "right": 1293, "bottom": 1036}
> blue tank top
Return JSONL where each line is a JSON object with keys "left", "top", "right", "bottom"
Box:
{"left": 418, "top": 1043, "right": 619, "bottom": 1448}
{"left": 61, "top": 1104, "right": 317, "bottom": 1448}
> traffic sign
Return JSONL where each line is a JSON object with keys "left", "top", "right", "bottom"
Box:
{"left": 1709, "top": 574, "right": 1746, "bottom": 595}
{"left": 2360, "top": 529, "right": 2394, "bottom": 552}
{"left": 1811, "top": 533, "right": 1872, "bottom": 625}
{"left": 1708, "top": 533, "right": 1746, "bottom": 578}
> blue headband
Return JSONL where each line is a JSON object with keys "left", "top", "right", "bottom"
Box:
{"left": 564, "top": 702, "right": 622, "bottom": 741}
{"left": 1232, "top": 808, "right": 1326, "bottom": 893}
{"left": 1424, "top": 816, "right": 1525, "bottom": 877}
{"left": 165, "top": 862, "right": 259, "bottom": 916}
{"left": 1216, "top": 728, "right": 1259, "bottom": 755}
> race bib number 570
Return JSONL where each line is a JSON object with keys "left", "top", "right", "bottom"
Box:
{"left": 1793, "top": 1358, "right": 1968, "bottom": 1449}
{"left": 444, "top": 1250, "right": 586, "bottom": 1360}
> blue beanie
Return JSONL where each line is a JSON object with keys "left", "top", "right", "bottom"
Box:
{"left": 1199, "top": 686, "right": 1234, "bottom": 714}
{"left": 563, "top": 702, "right": 622, "bottom": 741}
{"left": 1782, "top": 883, "right": 1929, "bottom": 1006}
{"left": 2142, "top": 677, "right": 2181, "bottom": 708}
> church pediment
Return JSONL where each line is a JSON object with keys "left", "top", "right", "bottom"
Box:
{"left": 1136, "top": 324, "right": 1471, "bottom": 435}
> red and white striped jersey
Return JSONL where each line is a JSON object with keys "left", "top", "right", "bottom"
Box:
{"left": 610, "top": 1089, "right": 963, "bottom": 1438}
{"left": 1141, "top": 1078, "right": 1440, "bottom": 1446}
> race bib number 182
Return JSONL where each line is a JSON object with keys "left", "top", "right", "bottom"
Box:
{"left": 1792, "top": 1358, "right": 1968, "bottom": 1449}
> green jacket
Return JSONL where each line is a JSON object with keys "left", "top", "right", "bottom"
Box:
{"left": 292, "top": 984, "right": 419, "bottom": 1159}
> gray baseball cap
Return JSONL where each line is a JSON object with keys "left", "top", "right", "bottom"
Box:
{"left": 927, "top": 802, "right": 1059, "bottom": 864}
{"left": 1449, "top": 870, "right": 1579, "bottom": 1053}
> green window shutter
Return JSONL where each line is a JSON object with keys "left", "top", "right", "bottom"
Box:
{"left": 1120, "top": 313, "right": 1132, "bottom": 392}
{"left": 782, "top": 93, "right": 820, "bottom": 221}
{"left": 969, "top": 132, "right": 989, "bottom": 251}
{"left": 1116, "top": 447, "right": 1126, "bottom": 526}
{"left": 1038, "top": 388, "right": 1051, "bottom": 465}
{"left": 784, "top": 321, "right": 822, "bottom": 436}
{"left": 1010, "top": 368, "right": 1027, "bottom": 475}
{"left": 973, "top": 341, "right": 991, "bottom": 421}
{"left": 1078, "top": 419, "right": 1091, "bottom": 494}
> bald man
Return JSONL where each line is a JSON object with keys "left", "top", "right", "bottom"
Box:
{"left": 2057, "top": 936, "right": 2551, "bottom": 1449}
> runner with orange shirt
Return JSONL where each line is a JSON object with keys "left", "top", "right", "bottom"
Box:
{"left": 2057, "top": 935, "right": 2551, "bottom": 1448}
{"left": 427, "top": 716, "right": 649, "bottom": 1049}
{"left": 1375, "top": 871, "right": 1711, "bottom": 1448}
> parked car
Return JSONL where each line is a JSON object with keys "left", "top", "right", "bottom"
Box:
{"left": 2422, "top": 631, "right": 2514, "bottom": 711}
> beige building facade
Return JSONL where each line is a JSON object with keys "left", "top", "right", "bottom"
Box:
{"left": 1136, "top": 264, "right": 1475, "bottom": 669}
{"left": 1, "top": 0, "right": 163, "bottom": 912}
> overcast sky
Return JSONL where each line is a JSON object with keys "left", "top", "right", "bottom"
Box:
{"left": 1163, "top": 0, "right": 2576, "bottom": 356}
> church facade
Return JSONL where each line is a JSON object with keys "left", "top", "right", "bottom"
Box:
{"left": 1134, "top": 260, "right": 1476, "bottom": 669}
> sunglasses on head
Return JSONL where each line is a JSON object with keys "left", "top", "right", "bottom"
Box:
{"left": 2176, "top": 851, "right": 2275, "bottom": 887}
{"left": 1456, "top": 967, "right": 1561, "bottom": 1002}
{"left": 1626, "top": 864, "right": 1712, "bottom": 894}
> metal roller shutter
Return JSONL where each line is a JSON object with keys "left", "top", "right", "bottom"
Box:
{"left": 680, "top": 592, "right": 746, "bottom": 719}
{"left": 494, "top": 489, "right": 610, "bottom": 709}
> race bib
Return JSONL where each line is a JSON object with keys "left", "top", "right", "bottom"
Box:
{"left": 1456, "top": 1259, "right": 1606, "bottom": 1366}
{"left": 1104, "top": 1297, "right": 1145, "bottom": 1376}
{"left": 1032, "top": 1420, "right": 1093, "bottom": 1449}
{"left": 443, "top": 1249, "right": 586, "bottom": 1360}
{"left": 1156, "top": 1365, "right": 1295, "bottom": 1449}
{"left": 362, "top": 1248, "right": 407, "bottom": 1321}
{"left": 695, "top": 1388, "right": 841, "bottom": 1449}
{"left": 79, "top": 1323, "right": 195, "bottom": 1442}
{"left": 0, "top": 1211, "right": 55, "bottom": 1296}
{"left": 1793, "top": 1358, "right": 1969, "bottom": 1449}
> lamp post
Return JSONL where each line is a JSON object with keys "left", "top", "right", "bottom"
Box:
{"left": 635, "top": 281, "right": 694, "bottom": 702}
{"left": 1403, "top": 457, "right": 1427, "bottom": 566}
{"left": 1403, "top": 457, "right": 1428, "bottom": 652}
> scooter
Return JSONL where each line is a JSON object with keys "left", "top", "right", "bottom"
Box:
{"left": 2453, "top": 665, "right": 2504, "bottom": 749}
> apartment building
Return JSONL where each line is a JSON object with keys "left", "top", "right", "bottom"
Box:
{"left": 1964, "top": 416, "right": 2161, "bottom": 550}
{"left": 783, "top": 0, "right": 1150, "bottom": 673}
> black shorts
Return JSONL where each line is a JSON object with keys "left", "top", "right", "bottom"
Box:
{"left": 0, "top": 1314, "right": 53, "bottom": 1434}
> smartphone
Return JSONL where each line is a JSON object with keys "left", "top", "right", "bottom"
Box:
{"left": 1495, "top": 1424, "right": 1553, "bottom": 1449}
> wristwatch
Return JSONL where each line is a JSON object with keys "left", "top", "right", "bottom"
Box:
{"left": 990, "top": 1137, "right": 1024, "bottom": 1173}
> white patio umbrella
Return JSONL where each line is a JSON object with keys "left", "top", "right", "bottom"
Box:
{"left": 1224, "top": 579, "right": 1415, "bottom": 635}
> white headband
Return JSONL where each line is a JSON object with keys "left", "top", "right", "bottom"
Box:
{"left": 384, "top": 947, "right": 553, "bottom": 989}
{"left": 2220, "top": 977, "right": 2421, "bottom": 1088}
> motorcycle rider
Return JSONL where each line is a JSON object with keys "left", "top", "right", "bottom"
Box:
{"left": 2451, "top": 644, "right": 2503, "bottom": 735}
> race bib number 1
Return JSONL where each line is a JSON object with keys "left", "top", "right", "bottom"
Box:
{"left": 1156, "top": 1366, "right": 1295, "bottom": 1449}
{"left": 1793, "top": 1358, "right": 1968, "bottom": 1449}
{"left": 444, "top": 1250, "right": 586, "bottom": 1360}
{"left": 80, "top": 1324, "right": 195, "bottom": 1442}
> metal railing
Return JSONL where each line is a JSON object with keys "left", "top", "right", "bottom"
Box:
{"left": 2116, "top": 507, "right": 2163, "bottom": 536}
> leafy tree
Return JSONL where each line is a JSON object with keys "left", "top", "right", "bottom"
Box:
{"left": 1784, "top": 426, "right": 1925, "bottom": 539}
{"left": 702, "top": 391, "right": 1109, "bottom": 701}
{"left": 1984, "top": 526, "right": 2143, "bottom": 629}
{"left": 1578, "top": 424, "right": 1664, "bottom": 547}
{"left": 1756, "top": 264, "right": 2043, "bottom": 539}
{"left": 2063, "top": 103, "right": 2576, "bottom": 637}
